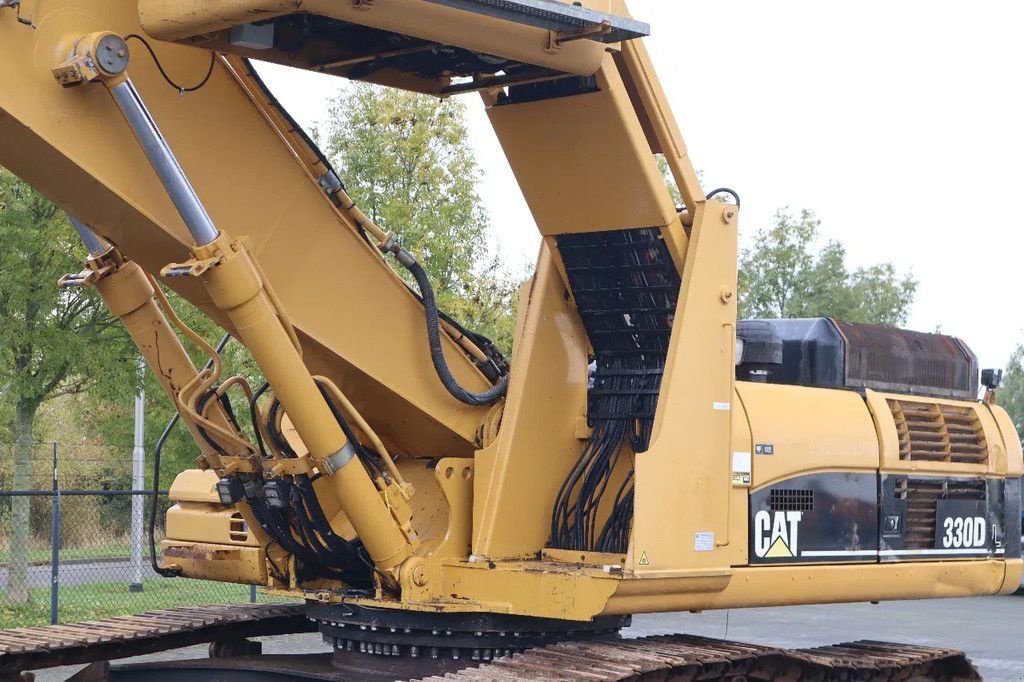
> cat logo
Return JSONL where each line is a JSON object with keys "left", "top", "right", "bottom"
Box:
{"left": 753, "top": 510, "right": 803, "bottom": 558}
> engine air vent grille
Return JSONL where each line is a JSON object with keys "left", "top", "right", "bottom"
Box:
{"left": 769, "top": 489, "right": 814, "bottom": 512}
{"left": 888, "top": 399, "right": 988, "bottom": 465}
{"left": 894, "top": 478, "right": 986, "bottom": 549}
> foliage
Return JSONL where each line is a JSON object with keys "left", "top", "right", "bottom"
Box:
{"left": 0, "top": 167, "right": 137, "bottom": 604}
{"left": 0, "top": 169, "right": 136, "bottom": 416}
{"left": 998, "top": 344, "right": 1024, "bottom": 441}
{"left": 738, "top": 208, "right": 918, "bottom": 326}
{"left": 0, "top": 578, "right": 286, "bottom": 629}
{"left": 657, "top": 155, "right": 683, "bottom": 207}
{"left": 323, "top": 84, "right": 521, "bottom": 353}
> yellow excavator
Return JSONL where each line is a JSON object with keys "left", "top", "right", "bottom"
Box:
{"left": 0, "top": 1, "right": 1019, "bottom": 679}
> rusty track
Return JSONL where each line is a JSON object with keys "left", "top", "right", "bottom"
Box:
{"left": 0, "top": 602, "right": 314, "bottom": 677}
{"left": 417, "top": 635, "right": 982, "bottom": 681}
{"left": 0, "top": 611, "right": 983, "bottom": 681}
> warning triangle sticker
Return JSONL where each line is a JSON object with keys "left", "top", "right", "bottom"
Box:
{"left": 765, "top": 537, "right": 793, "bottom": 558}
{"left": 638, "top": 551, "right": 650, "bottom": 566}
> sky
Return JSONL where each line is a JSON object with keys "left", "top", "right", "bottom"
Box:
{"left": 256, "top": 1, "right": 1024, "bottom": 369}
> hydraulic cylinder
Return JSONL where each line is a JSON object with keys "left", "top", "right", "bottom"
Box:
{"left": 67, "top": 33, "right": 414, "bottom": 572}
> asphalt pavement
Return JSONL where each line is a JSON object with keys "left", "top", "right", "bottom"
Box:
{"left": 30, "top": 594, "right": 1024, "bottom": 681}
{"left": 0, "top": 559, "right": 157, "bottom": 591}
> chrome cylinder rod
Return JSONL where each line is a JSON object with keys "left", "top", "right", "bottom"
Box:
{"left": 68, "top": 216, "right": 108, "bottom": 256}
{"left": 107, "top": 79, "right": 220, "bottom": 246}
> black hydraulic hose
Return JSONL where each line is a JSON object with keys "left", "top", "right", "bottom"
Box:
{"left": 125, "top": 34, "right": 216, "bottom": 94}
{"left": 404, "top": 258, "right": 508, "bottom": 406}
{"left": 149, "top": 412, "right": 183, "bottom": 578}
{"left": 706, "top": 187, "right": 741, "bottom": 208}
{"left": 266, "top": 398, "right": 298, "bottom": 458}
{"left": 148, "top": 333, "right": 231, "bottom": 578}
{"left": 249, "top": 382, "right": 271, "bottom": 458}
{"left": 294, "top": 479, "right": 371, "bottom": 585}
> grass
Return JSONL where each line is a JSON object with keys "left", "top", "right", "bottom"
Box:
{"left": 0, "top": 578, "right": 295, "bottom": 629}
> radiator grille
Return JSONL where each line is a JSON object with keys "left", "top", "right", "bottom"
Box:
{"left": 888, "top": 399, "right": 988, "bottom": 465}
{"left": 769, "top": 489, "right": 814, "bottom": 512}
{"left": 894, "top": 478, "right": 986, "bottom": 549}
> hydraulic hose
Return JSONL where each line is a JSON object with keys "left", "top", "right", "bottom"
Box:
{"left": 403, "top": 255, "right": 508, "bottom": 406}
{"left": 149, "top": 412, "right": 183, "bottom": 578}
{"left": 148, "top": 333, "right": 232, "bottom": 578}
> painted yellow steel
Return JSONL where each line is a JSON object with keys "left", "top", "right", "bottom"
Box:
{"left": 162, "top": 541, "right": 269, "bottom": 586}
{"left": 193, "top": 233, "right": 417, "bottom": 571}
{"left": 91, "top": 254, "right": 236, "bottom": 462}
{"left": 0, "top": 0, "right": 491, "bottom": 463}
{"left": 737, "top": 382, "right": 881, "bottom": 490}
{"left": 630, "top": 200, "right": 741, "bottom": 577}
{"left": 137, "top": 0, "right": 610, "bottom": 93}
{"left": 867, "top": 389, "right": 1014, "bottom": 477}
{"left": 472, "top": 242, "right": 591, "bottom": 558}
{"left": 0, "top": 0, "right": 1020, "bottom": 629}
{"left": 486, "top": 58, "right": 678, "bottom": 237}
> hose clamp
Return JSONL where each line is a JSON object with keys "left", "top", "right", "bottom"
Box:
{"left": 322, "top": 442, "right": 357, "bottom": 475}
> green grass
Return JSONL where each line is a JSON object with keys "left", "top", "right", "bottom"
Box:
{"left": 0, "top": 578, "right": 295, "bottom": 629}
{"left": 0, "top": 541, "right": 132, "bottom": 565}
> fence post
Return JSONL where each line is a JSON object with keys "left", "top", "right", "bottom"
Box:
{"left": 49, "top": 442, "right": 60, "bottom": 626}
{"left": 130, "top": 357, "right": 145, "bottom": 593}
{"left": 250, "top": 585, "right": 257, "bottom": 603}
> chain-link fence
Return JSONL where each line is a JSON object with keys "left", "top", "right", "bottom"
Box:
{"left": 0, "top": 442, "right": 278, "bottom": 629}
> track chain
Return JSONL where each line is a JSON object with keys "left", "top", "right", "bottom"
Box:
{"left": 417, "top": 635, "right": 982, "bottom": 681}
{"left": 0, "top": 603, "right": 314, "bottom": 676}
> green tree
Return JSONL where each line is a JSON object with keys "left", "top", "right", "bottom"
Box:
{"left": 999, "top": 344, "right": 1024, "bottom": 441}
{"left": 657, "top": 155, "right": 682, "bottom": 207}
{"left": 0, "top": 168, "right": 134, "bottom": 604}
{"left": 323, "top": 84, "right": 519, "bottom": 352}
{"left": 738, "top": 208, "right": 917, "bottom": 325}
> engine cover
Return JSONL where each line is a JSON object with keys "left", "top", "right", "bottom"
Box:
{"left": 737, "top": 318, "right": 979, "bottom": 400}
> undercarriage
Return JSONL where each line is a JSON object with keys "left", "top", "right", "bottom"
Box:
{"left": 0, "top": 604, "right": 981, "bottom": 682}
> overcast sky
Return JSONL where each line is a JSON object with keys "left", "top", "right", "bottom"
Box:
{"left": 257, "top": 1, "right": 1024, "bottom": 369}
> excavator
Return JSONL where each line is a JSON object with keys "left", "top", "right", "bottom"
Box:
{"left": 0, "top": 1, "right": 1020, "bottom": 679}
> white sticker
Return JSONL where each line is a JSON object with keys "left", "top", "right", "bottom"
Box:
{"left": 713, "top": 402, "right": 731, "bottom": 411}
{"left": 732, "top": 451, "right": 752, "bottom": 474}
{"left": 695, "top": 531, "right": 715, "bottom": 552}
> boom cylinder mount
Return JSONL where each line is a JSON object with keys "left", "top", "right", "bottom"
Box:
{"left": 53, "top": 32, "right": 416, "bottom": 576}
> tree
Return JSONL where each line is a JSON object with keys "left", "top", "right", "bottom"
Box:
{"left": 738, "top": 208, "right": 918, "bottom": 326}
{"left": 323, "top": 84, "right": 520, "bottom": 353}
{"left": 999, "top": 344, "right": 1024, "bottom": 441}
{"left": 657, "top": 155, "right": 682, "bottom": 207}
{"left": 0, "top": 168, "right": 133, "bottom": 604}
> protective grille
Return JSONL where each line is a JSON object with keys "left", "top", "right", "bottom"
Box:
{"left": 769, "top": 489, "right": 814, "bottom": 512}
{"left": 550, "top": 228, "right": 680, "bottom": 554}
{"left": 558, "top": 228, "right": 680, "bottom": 425}
{"left": 833, "top": 320, "right": 978, "bottom": 400}
{"left": 894, "top": 478, "right": 986, "bottom": 549}
{"left": 888, "top": 399, "right": 988, "bottom": 465}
